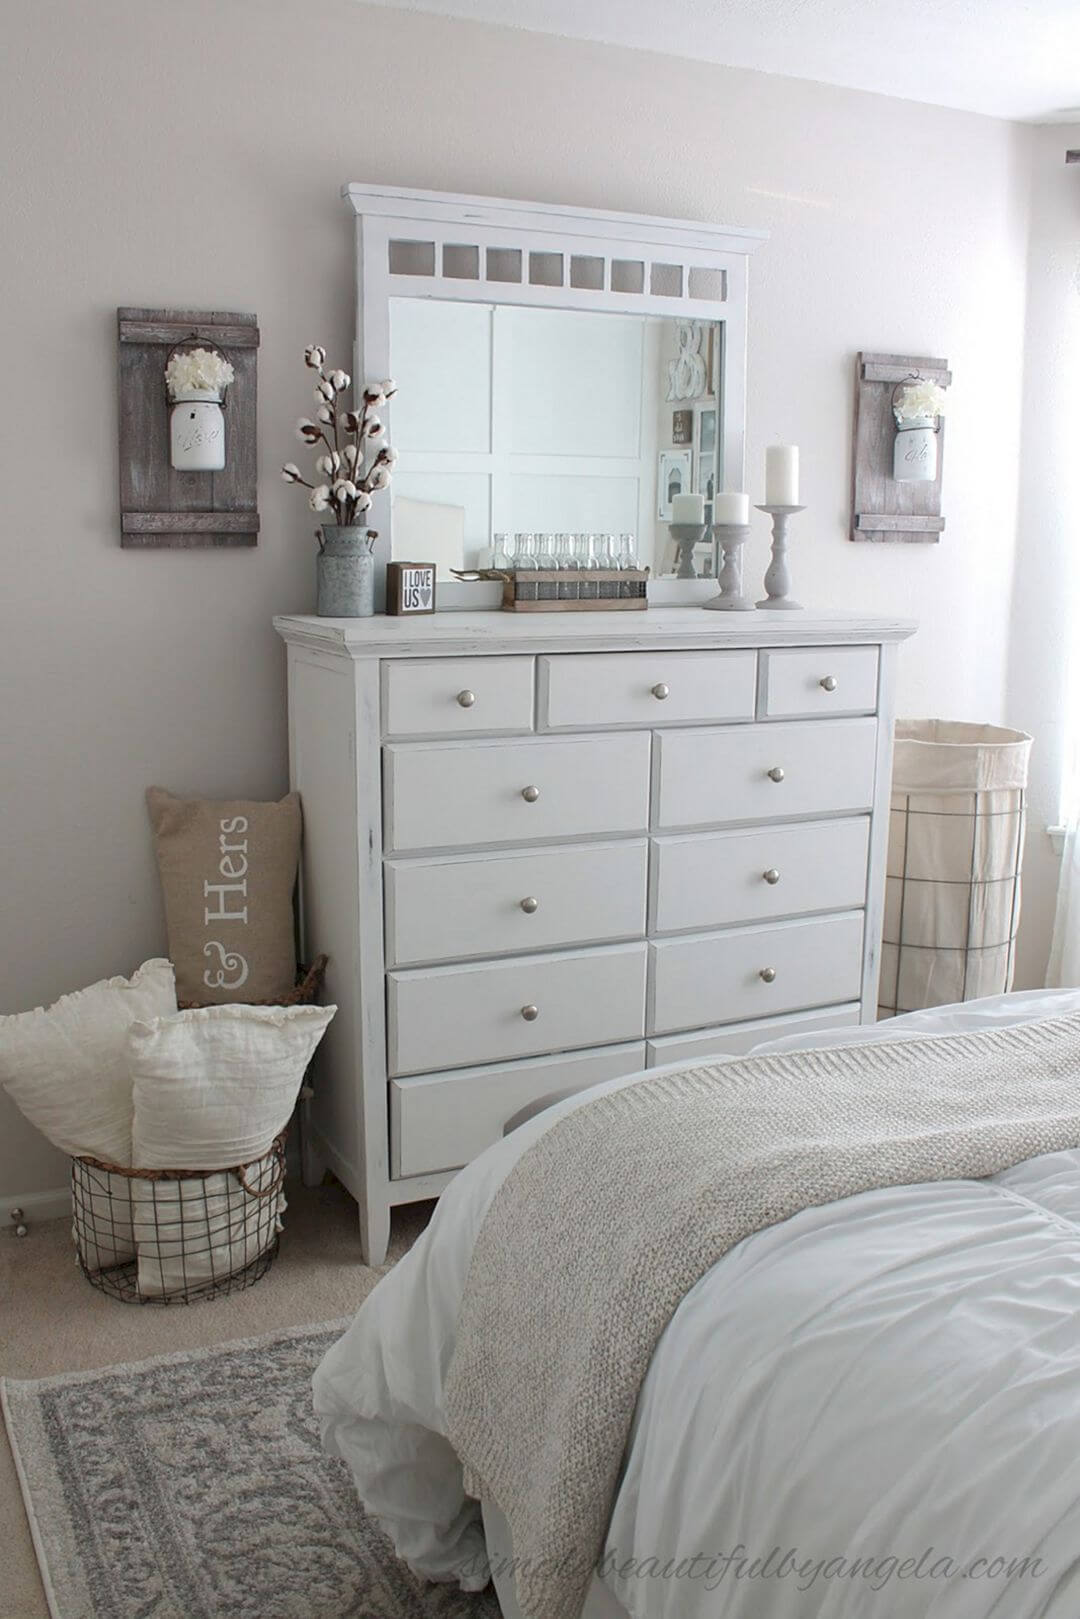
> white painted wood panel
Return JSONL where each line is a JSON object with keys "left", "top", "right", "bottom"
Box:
{"left": 382, "top": 655, "right": 535, "bottom": 738}
{"left": 649, "top": 912, "right": 865, "bottom": 1035}
{"left": 539, "top": 650, "right": 757, "bottom": 730}
{"left": 655, "top": 718, "right": 878, "bottom": 829}
{"left": 651, "top": 817, "right": 871, "bottom": 934}
{"left": 646, "top": 1004, "right": 862, "bottom": 1066}
{"left": 384, "top": 731, "right": 652, "bottom": 853}
{"left": 759, "top": 646, "right": 880, "bottom": 719}
{"left": 388, "top": 941, "right": 648, "bottom": 1076}
{"left": 391, "top": 1041, "right": 648, "bottom": 1176}
{"left": 385, "top": 839, "right": 648, "bottom": 966}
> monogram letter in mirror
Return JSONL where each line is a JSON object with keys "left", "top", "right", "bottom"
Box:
{"left": 345, "top": 185, "right": 765, "bottom": 604}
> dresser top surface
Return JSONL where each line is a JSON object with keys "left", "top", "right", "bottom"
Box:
{"left": 274, "top": 607, "right": 917, "bottom": 659}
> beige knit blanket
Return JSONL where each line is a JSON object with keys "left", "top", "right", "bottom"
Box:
{"left": 444, "top": 1013, "right": 1080, "bottom": 1619}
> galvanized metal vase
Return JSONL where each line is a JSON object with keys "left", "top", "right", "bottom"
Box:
{"left": 317, "top": 526, "right": 375, "bottom": 617}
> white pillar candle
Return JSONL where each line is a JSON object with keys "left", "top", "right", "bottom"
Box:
{"left": 713, "top": 491, "right": 750, "bottom": 525}
{"left": 765, "top": 445, "right": 799, "bottom": 506}
{"left": 671, "top": 492, "right": 705, "bottom": 524}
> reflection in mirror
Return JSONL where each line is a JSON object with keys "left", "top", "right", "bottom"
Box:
{"left": 388, "top": 300, "right": 724, "bottom": 579}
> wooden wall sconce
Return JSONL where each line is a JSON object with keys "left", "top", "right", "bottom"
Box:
{"left": 851, "top": 351, "right": 951, "bottom": 543}
{"left": 118, "top": 307, "right": 259, "bottom": 548}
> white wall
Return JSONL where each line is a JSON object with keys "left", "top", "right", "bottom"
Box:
{"left": 1007, "top": 124, "right": 1080, "bottom": 989}
{"left": 0, "top": 0, "right": 1035, "bottom": 1200}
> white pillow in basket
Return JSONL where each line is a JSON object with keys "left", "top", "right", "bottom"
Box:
{"left": 0, "top": 959, "right": 177, "bottom": 1165}
{"left": 128, "top": 1002, "right": 335, "bottom": 1296}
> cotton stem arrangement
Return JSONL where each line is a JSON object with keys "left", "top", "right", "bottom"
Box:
{"left": 281, "top": 345, "right": 398, "bottom": 532}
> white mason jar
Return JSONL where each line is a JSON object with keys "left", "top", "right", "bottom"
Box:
{"left": 170, "top": 388, "right": 226, "bottom": 471}
{"left": 893, "top": 413, "right": 937, "bottom": 482}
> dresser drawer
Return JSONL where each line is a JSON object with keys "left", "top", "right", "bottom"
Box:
{"left": 759, "top": 646, "right": 879, "bottom": 719}
{"left": 384, "top": 732, "right": 652, "bottom": 853}
{"left": 383, "top": 656, "right": 534, "bottom": 738}
{"left": 539, "top": 651, "right": 756, "bottom": 729}
{"left": 388, "top": 941, "right": 648, "bottom": 1076}
{"left": 656, "top": 718, "right": 878, "bottom": 829}
{"left": 391, "top": 1041, "right": 647, "bottom": 1176}
{"left": 649, "top": 912, "right": 865, "bottom": 1036}
{"left": 652, "top": 817, "right": 870, "bottom": 934}
{"left": 386, "top": 839, "right": 648, "bottom": 967}
{"left": 646, "top": 1004, "right": 862, "bottom": 1068}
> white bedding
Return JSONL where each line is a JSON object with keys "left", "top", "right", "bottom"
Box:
{"left": 314, "top": 989, "right": 1080, "bottom": 1618}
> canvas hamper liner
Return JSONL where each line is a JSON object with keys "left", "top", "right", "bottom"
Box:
{"left": 880, "top": 721, "right": 1033, "bottom": 1017}
{"left": 72, "top": 959, "right": 328, "bottom": 1304}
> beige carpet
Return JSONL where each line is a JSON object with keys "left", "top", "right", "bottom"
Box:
{"left": 0, "top": 1181, "right": 431, "bottom": 1619}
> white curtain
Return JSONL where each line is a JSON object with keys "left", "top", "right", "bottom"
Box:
{"left": 1050, "top": 824, "right": 1080, "bottom": 986}
{"left": 1049, "top": 718, "right": 1080, "bottom": 987}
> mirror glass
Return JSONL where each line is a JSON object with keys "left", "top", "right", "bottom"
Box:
{"left": 388, "top": 299, "right": 724, "bottom": 579}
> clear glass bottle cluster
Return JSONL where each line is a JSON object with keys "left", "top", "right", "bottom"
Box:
{"left": 492, "top": 533, "right": 638, "bottom": 601}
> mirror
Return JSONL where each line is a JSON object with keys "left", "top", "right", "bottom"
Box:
{"left": 388, "top": 299, "right": 724, "bottom": 579}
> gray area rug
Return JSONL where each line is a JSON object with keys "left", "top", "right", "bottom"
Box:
{"left": 2, "top": 1320, "right": 501, "bottom": 1619}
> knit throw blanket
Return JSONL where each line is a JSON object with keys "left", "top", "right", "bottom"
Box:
{"left": 444, "top": 1013, "right": 1080, "bottom": 1619}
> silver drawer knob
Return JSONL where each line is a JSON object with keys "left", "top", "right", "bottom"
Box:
{"left": 767, "top": 766, "right": 785, "bottom": 783}
{"left": 819, "top": 675, "right": 838, "bottom": 692}
{"left": 456, "top": 689, "right": 477, "bottom": 708}
{"left": 521, "top": 785, "right": 540, "bottom": 803}
{"left": 759, "top": 966, "right": 777, "bottom": 983}
{"left": 521, "top": 1004, "right": 539, "bottom": 1021}
{"left": 651, "top": 682, "right": 670, "bottom": 700}
{"left": 520, "top": 896, "right": 539, "bottom": 914}
{"left": 763, "top": 868, "right": 781, "bottom": 885}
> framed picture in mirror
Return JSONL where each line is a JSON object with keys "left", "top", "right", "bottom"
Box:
{"left": 658, "top": 450, "right": 693, "bottom": 520}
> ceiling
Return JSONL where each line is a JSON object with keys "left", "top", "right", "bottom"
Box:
{"left": 364, "top": 0, "right": 1080, "bottom": 122}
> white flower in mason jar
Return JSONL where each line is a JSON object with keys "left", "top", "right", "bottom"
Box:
{"left": 329, "top": 369, "right": 351, "bottom": 392}
{"left": 304, "top": 345, "right": 327, "bottom": 370}
{"left": 309, "top": 484, "right": 331, "bottom": 512}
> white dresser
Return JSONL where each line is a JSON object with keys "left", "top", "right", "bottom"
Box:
{"left": 275, "top": 607, "right": 915, "bottom": 1261}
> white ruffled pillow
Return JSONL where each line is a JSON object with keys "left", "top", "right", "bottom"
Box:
{"left": 128, "top": 1001, "right": 335, "bottom": 1296}
{"left": 0, "top": 959, "right": 177, "bottom": 1165}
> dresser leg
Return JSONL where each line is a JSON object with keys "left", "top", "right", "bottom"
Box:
{"left": 360, "top": 1198, "right": 391, "bottom": 1267}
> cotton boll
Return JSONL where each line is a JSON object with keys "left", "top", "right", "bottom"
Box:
{"left": 281, "top": 463, "right": 301, "bottom": 482}
{"left": 316, "top": 406, "right": 334, "bottom": 425}
{"left": 304, "top": 345, "right": 327, "bottom": 369}
{"left": 309, "top": 485, "right": 331, "bottom": 512}
{"left": 296, "top": 418, "right": 321, "bottom": 443}
{"left": 315, "top": 379, "right": 335, "bottom": 403}
{"left": 329, "top": 370, "right": 351, "bottom": 393}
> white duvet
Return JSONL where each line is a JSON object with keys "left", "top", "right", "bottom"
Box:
{"left": 314, "top": 989, "right": 1080, "bottom": 1619}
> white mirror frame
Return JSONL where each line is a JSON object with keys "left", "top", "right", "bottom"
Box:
{"left": 343, "top": 182, "right": 767, "bottom": 609}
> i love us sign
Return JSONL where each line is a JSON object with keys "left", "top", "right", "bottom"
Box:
{"left": 387, "top": 561, "right": 437, "bottom": 615}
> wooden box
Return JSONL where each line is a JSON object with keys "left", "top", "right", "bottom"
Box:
{"left": 501, "top": 569, "right": 649, "bottom": 612}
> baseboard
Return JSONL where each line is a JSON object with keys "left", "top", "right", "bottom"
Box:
{"left": 1, "top": 1185, "right": 71, "bottom": 1226}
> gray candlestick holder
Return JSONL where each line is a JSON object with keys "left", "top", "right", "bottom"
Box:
{"left": 668, "top": 522, "right": 707, "bottom": 580}
{"left": 755, "top": 503, "right": 806, "bottom": 610}
{"left": 704, "top": 522, "right": 754, "bottom": 611}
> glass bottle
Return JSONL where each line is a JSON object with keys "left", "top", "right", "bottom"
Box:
{"left": 579, "top": 534, "right": 601, "bottom": 602}
{"left": 597, "top": 535, "right": 619, "bottom": 600}
{"left": 617, "top": 533, "right": 637, "bottom": 597}
{"left": 535, "top": 533, "right": 558, "bottom": 601}
{"left": 553, "top": 533, "right": 577, "bottom": 600}
{"left": 513, "top": 532, "right": 538, "bottom": 601}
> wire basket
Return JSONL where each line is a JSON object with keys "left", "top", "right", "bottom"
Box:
{"left": 72, "top": 956, "right": 328, "bottom": 1305}
{"left": 72, "top": 1135, "right": 286, "bottom": 1305}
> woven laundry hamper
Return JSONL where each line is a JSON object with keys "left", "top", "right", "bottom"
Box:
{"left": 879, "top": 721, "right": 1032, "bottom": 1018}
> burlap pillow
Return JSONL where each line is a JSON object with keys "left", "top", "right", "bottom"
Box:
{"left": 146, "top": 788, "right": 301, "bottom": 1005}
